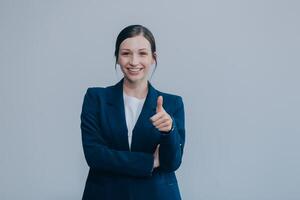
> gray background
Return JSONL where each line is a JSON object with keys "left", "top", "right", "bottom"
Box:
{"left": 1, "top": 0, "right": 299, "bottom": 199}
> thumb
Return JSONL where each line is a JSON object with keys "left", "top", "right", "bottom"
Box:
{"left": 156, "top": 96, "right": 163, "bottom": 113}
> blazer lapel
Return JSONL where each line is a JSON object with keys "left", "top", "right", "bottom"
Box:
{"left": 131, "top": 82, "right": 160, "bottom": 153}
{"left": 105, "top": 79, "right": 129, "bottom": 150}
{"left": 105, "top": 78, "right": 160, "bottom": 153}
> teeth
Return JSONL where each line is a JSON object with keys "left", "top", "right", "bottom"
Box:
{"left": 128, "top": 68, "right": 142, "bottom": 72}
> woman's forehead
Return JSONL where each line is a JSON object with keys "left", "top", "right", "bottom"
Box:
{"left": 120, "top": 36, "right": 151, "bottom": 50}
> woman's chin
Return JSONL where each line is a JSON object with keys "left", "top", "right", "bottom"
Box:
{"left": 125, "top": 75, "right": 146, "bottom": 83}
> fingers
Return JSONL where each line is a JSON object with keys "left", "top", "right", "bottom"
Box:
{"left": 155, "top": 144, "right": 160, "bottom": 153}
{"left": 156, "top": 96, "right": 163, "bottom": 113}
{"left": 158, "top": 126, "right": 172, "bottom": 132}
{"left": 155, "top": 122, "right": 171, "bottom": 130}
{"left": 151, "top": 95, "right": 172, "bottom": 132}
{"left": 152, "top": 116, "right": 170, "bottom": 127}
{"left": 150, "top": 112, "right": 172, "bottom": 131}
{"left": 153, "top": 144, "right": 160, "bottom": 168}
{"left": 150, "top": 111, "right": 164, "bottom": 122}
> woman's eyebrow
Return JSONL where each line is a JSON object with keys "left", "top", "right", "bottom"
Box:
{"left": 120, "top": 48, "right": 150, "bottom": 51}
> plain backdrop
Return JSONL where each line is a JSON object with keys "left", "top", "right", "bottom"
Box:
{"left": 1, "top": 0, "right": 299, "bottom": 199}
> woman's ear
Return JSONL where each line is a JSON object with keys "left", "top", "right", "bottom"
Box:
{"left": 152, "top": 52, "right": 157, "bottom": 64}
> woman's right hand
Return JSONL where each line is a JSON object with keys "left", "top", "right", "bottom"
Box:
{"left": 153, "top": 144, "right": 160, "bottom": 168}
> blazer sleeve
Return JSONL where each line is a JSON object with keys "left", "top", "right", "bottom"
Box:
{"left": 80, "top": 88, "right": 154, "bottom": 177}
{"left": 158, "top": 96, "right": 185, "bottom": 172}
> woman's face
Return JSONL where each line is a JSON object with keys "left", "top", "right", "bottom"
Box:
{"left": 118, "top": 35, "right": 155, "bottom": 84}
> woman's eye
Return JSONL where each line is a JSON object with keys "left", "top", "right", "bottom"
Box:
{"left": 140, "top": 52, "right": 148, "bottom": 56}
{"left": 121, "top": 52, "right": 129, "bottom": 56}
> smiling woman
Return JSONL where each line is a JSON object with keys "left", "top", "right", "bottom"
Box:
{"left": 118, "top": 35, "right": 156, "bottom": 99}
{"left": 80, "top": 25, "right": 185, "bottom": 200}
{"left": 118, "top": 35, "right": 155, "bottom": 85}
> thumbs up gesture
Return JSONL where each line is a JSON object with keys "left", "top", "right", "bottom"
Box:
{"left": 150, "top": 96, "right": 173, "bottom": 133}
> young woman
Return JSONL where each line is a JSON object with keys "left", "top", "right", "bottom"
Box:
{"left": 80, "top": 24, "right": 185, "bottom": 200}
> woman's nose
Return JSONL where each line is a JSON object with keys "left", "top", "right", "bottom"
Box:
{"left": 129, "top": 54, "right": 139, "bottom": 66}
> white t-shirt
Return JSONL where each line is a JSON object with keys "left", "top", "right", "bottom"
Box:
{"left": 123, "top": 91, "right": 146, "bottom": 150}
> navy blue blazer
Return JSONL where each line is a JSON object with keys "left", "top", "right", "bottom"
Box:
{"left": 80, "top": 78, "right": 185, "bottom": 200}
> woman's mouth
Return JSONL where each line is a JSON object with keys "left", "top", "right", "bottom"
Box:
{"left": 127, "top": 68, "right": 143, "bottom": 74}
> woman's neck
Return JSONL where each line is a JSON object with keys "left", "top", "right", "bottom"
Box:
{"left": 123, "top": 78, "right": 148, "bottom": 99}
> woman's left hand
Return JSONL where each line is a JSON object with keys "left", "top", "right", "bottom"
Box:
{"left": 153, "top": 144, "right": 160, "bottom": 168}
{"left": 150, "top": 96, "right": 173, "bottom": 133}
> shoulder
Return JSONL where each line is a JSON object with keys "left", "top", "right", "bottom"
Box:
{"left": 158, "top": 91, "right": 182, "bottom": 100}
{"left": 83, "top": 84, "right": 118, "bottom": 103}
{"left": 82, "top": 86, "right": 111, "bottom": 111}
{"left": 156, "top": 90, "right": 184, "bottom": 108}
{"left": 82, "top": 87, "right": 106, "bottom": 106}
{"left": 86, "top": 87, "right": 105, "bottom": 94}
{"left": 85, "top": 86, "right": 112, "bottom": 97}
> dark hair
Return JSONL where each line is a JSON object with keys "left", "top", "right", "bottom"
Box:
{"left": 114, "top": 25, "right": 157, "bottom": 78}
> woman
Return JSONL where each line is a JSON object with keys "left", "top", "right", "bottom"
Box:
{"left": 80, "top": 25, "right": 185, "bottom": 200}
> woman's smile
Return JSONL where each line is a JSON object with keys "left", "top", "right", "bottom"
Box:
{"left": 127, "top": 67, "right": 144, "bottom": 74}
